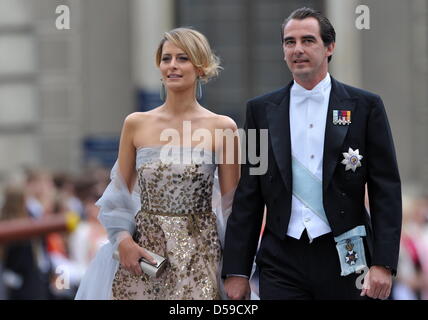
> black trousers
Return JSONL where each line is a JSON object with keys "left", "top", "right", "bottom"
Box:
{"left": 258, "top": 229, "right": 369, "bottom": 300}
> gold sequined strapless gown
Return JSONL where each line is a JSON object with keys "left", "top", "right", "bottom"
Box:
{"left": 111, "top": 146, "right": 222, "bottom": 300}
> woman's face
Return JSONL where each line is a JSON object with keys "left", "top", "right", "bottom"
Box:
{"left": 159, "top": 40, "right": 201, "bottom": 93}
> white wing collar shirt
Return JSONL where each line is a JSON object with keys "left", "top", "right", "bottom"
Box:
{"left": 287, "top": 73, "right": 332, "bottom": 242}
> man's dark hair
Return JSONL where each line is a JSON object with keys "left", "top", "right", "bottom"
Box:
{"left": 281, "top": 7, "right": 336, "bottom": 63}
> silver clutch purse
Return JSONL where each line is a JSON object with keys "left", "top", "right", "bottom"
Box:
{"left": 113, "top": 249, "right": 167, "bottom": 278}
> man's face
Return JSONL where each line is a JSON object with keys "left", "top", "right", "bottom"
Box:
{"left": 282, "top": 17, "right": 334, "bottom": 81}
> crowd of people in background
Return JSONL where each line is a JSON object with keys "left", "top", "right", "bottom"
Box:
{"left": 0, "top": 165, "right": 109, "bottom": 299}
{"left": 0, "top": 163, "right": 427, "bottom": 300}
{"left": 393, "top": 193, "right": 428, "bottom": 299}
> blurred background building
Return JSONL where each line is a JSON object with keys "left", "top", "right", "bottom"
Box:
{"left": 0, "top": 0, "right": 427, "bottom": 299}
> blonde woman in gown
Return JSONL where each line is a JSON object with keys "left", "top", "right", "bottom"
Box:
{"left": 75, "top": 28, "right": 240, "bottom": 300}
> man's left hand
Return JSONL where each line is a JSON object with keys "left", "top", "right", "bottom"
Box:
{"left": 361, "top": 265, "right": 392, "bottom": 300}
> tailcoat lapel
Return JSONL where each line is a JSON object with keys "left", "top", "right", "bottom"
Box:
{"left": 266, "top": 82, "right": 293, "bottom": 191}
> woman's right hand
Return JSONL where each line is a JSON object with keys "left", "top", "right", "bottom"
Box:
{"left": 117, "top": 236, "right": 157, "bottom": 276}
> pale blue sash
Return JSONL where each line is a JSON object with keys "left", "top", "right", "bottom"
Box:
{"left": 291, "top": 155, "right": 328, "bottom": 224}
{"left": 291, "top": 155, "right": 368, "bottom": 276}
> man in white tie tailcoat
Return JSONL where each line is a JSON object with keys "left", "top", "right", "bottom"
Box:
{"left": 222, "top": 7, "right": 402, "bottom": 300}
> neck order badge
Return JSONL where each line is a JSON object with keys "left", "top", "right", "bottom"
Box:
{"left": 333, "top": 110, "right": 351, "bottom": 125}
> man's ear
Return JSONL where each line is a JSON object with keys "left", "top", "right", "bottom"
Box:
{"left": 326, "top": 42, "right": 336, "bottom": 58}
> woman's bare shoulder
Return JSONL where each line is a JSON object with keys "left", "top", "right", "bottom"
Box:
{"left": 198, "top": 106, "right": 238, "bottom": 131}
{"left": 123, "top": 108, "right": 163, "bottom": 127}
{"left": 212, "top": 113, "right": 238, "bottom": 131}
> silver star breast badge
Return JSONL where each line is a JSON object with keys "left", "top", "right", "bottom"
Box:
{"left": 341, "top": 148, "right": 363, "bottom": 172}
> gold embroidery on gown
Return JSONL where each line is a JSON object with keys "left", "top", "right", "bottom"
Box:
{"left": 111, "top": 147, "right": 222, "bottom": 300}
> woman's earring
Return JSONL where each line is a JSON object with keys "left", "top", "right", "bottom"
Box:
{"left": 196, "top": 77, "right": 203, "bottom": 100}
{"left": 160, "top": 80, "right": 166, "bottom": 101}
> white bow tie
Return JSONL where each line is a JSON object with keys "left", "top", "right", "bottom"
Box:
{"left": 293, "top": 87, "right": 324, "bottom": 104}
